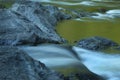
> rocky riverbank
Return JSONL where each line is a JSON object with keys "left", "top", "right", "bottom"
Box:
{"left": 0, "top": 1, "right": 106, "bottom": 80}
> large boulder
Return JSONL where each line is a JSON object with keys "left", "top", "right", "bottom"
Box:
{"left": 0, "top": 1, "right": 70, "bottom": 46}
{"left": 0, "top": 46, "right": 64, "bottom": 80}
{"left": 76, "top": 36, "right": 118, "bottom": 51}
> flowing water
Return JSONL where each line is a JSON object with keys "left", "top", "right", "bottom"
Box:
{"left": 30, "top": 0, "right": 120, "bottom": 80}
{"left": 22, "top": 45, "right": 120, "bottom": 80}
{"left": 73, "top": 47, "right": 120, "bottom": 80}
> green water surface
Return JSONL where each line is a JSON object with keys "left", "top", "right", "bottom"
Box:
{"left": 57, "top": 19, "right": 120, "bottom": 44}
{"left": 52, "top": 0, "right": 120, "bottom": 44}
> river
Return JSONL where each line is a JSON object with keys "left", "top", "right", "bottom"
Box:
{"left": 29, "top": 0, "right": 120, "bottom": 80}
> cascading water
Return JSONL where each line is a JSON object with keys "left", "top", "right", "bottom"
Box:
{"left": 21, "top": 45, "right": 120, "bottom": 80}
{"left": 73, "top": 47, "right": 120, "bottom": 80}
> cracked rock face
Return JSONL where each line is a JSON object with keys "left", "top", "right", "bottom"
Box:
{"left": 0, "top": 46, "right": 64, "bottom": 80}
{"left": 0, "top": 1, "right": 69, "bottom": 46}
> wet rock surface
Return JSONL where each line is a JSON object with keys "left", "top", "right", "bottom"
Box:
{"left": 0, "top": 1, "right": 70, "bottom": 46}
{"left": 76, "top": 36, "right": 118, "bottom": 51}
{"left": 0, "top": 46, "right": 64, "bottom": 80}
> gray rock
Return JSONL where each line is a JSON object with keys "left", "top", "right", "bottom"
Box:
{"left": 76, "top": 36, "right": 118, "bottom": 51}
{"left": 0, "top": 46, "right": 64, "bottom": 80}
{"left": 0, "top": 1, "right": 69, "bottom": 46}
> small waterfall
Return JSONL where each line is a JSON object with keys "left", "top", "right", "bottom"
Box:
{"left": 73, "top": 46, "right": 120, "bottom": 80}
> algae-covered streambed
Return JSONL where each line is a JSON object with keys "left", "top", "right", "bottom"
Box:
{"left": 57, "top": 19, "right": 120, "bottom": 44}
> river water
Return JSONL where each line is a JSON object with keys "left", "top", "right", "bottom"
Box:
{"left": 73, "top": 47, "right": 120, "bottom": 80}
{"left": 22, "top": 44, "right": 120, "bottom": 80}
{"left": 30, "top": 0, "right": 120, "bottom": 80}
{"left": 35, "top": 0, "right": 120, "bottom": 44}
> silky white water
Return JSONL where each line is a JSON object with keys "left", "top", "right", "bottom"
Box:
{"left": 73, "top": 47, "right": 120, "bottom": 80}
{"left": 21, "top": 45, "right": 120, "bottom": 80}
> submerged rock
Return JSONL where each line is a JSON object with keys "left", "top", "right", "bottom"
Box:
{"left": 0, "top": 1, "right": 70, "bottom": 46}
{"left": 76, "top": 36, "right": 118, "bottom": 51}
{"left": 0, "top": 46, "right": 64, "bottom": 80}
